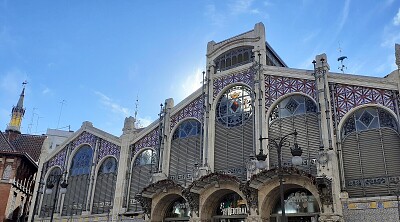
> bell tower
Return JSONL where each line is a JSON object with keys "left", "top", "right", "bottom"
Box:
{"left": 6, "top": 81, "right": 27, "bottom": 134}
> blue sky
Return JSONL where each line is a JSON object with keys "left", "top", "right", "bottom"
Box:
{"left": 1, "top": 0, "right": 399, "bottom": 136}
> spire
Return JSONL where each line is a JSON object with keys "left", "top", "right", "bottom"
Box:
{"left": 6, "top": 81, "right": 27, "bottom": 134}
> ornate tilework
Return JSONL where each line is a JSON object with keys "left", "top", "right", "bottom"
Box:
{"left": 264, "top": 75, "right": 317, "bottom": 112}
{"left": 97, "top": 139, "right": 121, "bottom": 163}
{"left": 71, "top": 131, "right": 97, "bottom": 151}
{"left": 47, "top": 148, "right": 68, "bottom": 169}
{"left": 131, "top": 127, "right": 160, "bottom": 157}
{"left": 170, "top": 96, "right": 203, "bottom": 129}
{"left": 331, "top": 83, "right": 396, "bottom": 124}
{"left": 213, "top": 69, "right": 255, "bottom": 98}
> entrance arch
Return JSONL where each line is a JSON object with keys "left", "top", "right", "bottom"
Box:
{"left": 253, "top": 168, "right": 326, "bottom": 221}
{"left": 201, "top": 188, "right": 247, "bottom": 222}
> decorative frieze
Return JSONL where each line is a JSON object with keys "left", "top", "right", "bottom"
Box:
{"left": 213, "top": 69, "right": 255, "bottom": 98}
{"left": 170, "top": 96, "right": 203, "bottom": 130}
{"left": 97, "top": 139, "right": 120, "bottom": 163}
{"left": 330, "top": 83, "right": 396, "bottom": 124}
{"left": 71, "top": 131, "right": 97, "bottom": 151}
{"left": 131, "top": 127, "right": 160, "bottom": 157}
{"left": 264, "top": 75, "right": 317, "bottom": 112}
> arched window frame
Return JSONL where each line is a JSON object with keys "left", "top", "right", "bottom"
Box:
{"left": 269, "top": 94, "right": 317, "bottom": 123}
{"left": 215, "top": 84, "right": 253, "bottom": 128}
{"left": 172, "top": 119, "right": 202, "bottom": 140}
{"left": 340, "top": 106, "right": 399, "bottom": 140}
{"left": 91, "top": 156, "right": 118, "bottom": 214}
{"left": 126, "top": 148, "right": 156, "bottom": 212}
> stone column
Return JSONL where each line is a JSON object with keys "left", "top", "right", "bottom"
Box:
{"left": 314, "top": 54, "right": 343, "bottom": 221}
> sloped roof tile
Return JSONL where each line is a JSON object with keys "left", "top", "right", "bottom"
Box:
{"left": 10, "top": 134, "right": 46, "bottom": 162}
{"left": 0, "top": 131, "right": 15, "bottom": 152}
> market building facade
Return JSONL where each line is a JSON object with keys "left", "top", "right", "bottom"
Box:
{"left": 29, "top": 23, "right": 400, "bottom": 222}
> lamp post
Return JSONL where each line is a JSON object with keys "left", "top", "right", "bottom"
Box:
{"left": 45, "top": 172, "right": 68, "bottom": 222}
{"left": 257, "top": 130, "right": 303, "bottom": 222}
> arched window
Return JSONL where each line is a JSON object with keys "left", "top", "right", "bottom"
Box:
{"left": 170, "top": 119, "right": 201, "bottom": 185}
{"left": 214, "top": 46, "right": 254, "bottom": 73}
{"left": 216, "top": 85, "right": 253, "bottom": 128}
{"left": 92, "top": 157, "right": 118, "bottom": 214}
{"left": 268, "top": 95, "right": 319, "bottom": 175}
{"left": 340, "top": 107, "right": 400, "bottom": 198}
{"left": 128, "top": 149, "right": 156, "bottom": 212}
{"left": 40, "top": 167, "right": 62, "bottom": 217}
{"left": 214, "top": 85, "right": 254, "bottom": 181}
{"left": 62, "top": 145, "right": 93, "bottom": 216}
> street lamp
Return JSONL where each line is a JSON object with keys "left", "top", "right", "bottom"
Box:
{"left": 45, "top": 172, "right": 68, "bottom": 222}
{"left": 257, "top": 130, "right": 303, "bottom": 222}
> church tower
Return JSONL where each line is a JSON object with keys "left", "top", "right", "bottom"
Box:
{"left": 6, "top": 83, "right": 26, "bottom": 134}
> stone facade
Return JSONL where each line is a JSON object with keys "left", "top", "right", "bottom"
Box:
{"left": 30, "top": 23, "right": 400, "bottom": 222}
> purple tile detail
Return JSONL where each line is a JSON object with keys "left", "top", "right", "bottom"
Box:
{"left": 213, "top": 69, "right": 254, "bottom": 98}
{"left": 97, "top": 139, "right": 121, "bottom": 163}
{"left": 170, "top": 96, "right": 203, "bottom": 129}
{"left": 131, "top": 127, "right": 160, "bottom": 157}
{"left": 331, "top": 83, "right": 396, "bottom": 123}
{"left": 265, "top": 75, "right": 317, "bottom": 112}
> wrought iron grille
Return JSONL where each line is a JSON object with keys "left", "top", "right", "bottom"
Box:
{"left": 128, "top": 149, "right": 156, "bottom": 212}
{"left": 92, "top": 157, "right": 118, "bottom": 214}
{"left": 268, "top": 95, "right": 319, "bottom": 175}
{"left": 62, "top": 145, "right": 93, "bottom": 216}
{"left": 40, "top": 167, "right": 62, "bottom": 217}
{"left": 341, "top": 107, "right": 400, "bottom": 197}
{"left": 170, "top": 119, "right": 201, "bottom": 186}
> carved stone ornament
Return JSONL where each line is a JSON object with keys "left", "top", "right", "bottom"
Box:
{"left": 135, "top": 194, "right": 152, "bottom": 216}
{"left": 239, "top": 183, "right": 258, "bottom": 213}
{"left": 188, "top": 172, "right": 241, "bottom": 191}
{"left": 316, "top": 175, "right": 333, "bottom": 206}
{"left": 182, "top": 188, "right": 200, "bottom": 215}
{"left": 141, "top": 179, "right": 183, "bottom": 197}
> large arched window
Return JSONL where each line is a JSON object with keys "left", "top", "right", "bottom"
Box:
{"left": 62, "top": 145, "right": 93, "bottom": 216}
{"left": 268, "top": 95, "right": 319, "bottom": 175}
{"left": 92, "top": 157, "right": 118, "bottom": 214}
{"left": 169, "top": 119, "right": 201, "bottom": 186}
{"left": 214, "top": 85, "right": 254, "bottom": 181}
{"left": 40, "top": 167, "right": 62, "bottom": 217}
{"left": 128, "top": 149, "right": 156, "bottom": 212}
{"left": 341, "top": 106, "right": 400, "bottom": 198}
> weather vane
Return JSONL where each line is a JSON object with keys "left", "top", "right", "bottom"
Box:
{"left": 337, "top": 42, "right": 347, "bottom": 73}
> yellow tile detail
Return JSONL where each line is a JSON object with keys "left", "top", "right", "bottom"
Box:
{"left": 383, "top": 201, "right": 393, "bottom": 208}
{"left": 369, "top": 202, "right": 377, "bottom": 208}
{"left": 348, "top": 203, "right": 357, "bottom": 209}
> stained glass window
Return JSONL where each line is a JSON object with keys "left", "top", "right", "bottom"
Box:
{"left": 99, "top": 157, "right": 117, "bottom": 174}
{"left": 216, "top": 85, "right": 253, "bottom": 127}
{"left": 172, "top": 119, "right": 201, "bottom": 140}
{"left": 133, "top": 149, "right": 156, "bottom": 166}
{"left": 70, "top": 145, "right": 93, "bottom": 176}
{"left": 341, "top": 107, "right": 398, "bottom": 138}
{"left": 269, "top": 95, "right": 317, "bottom": 122}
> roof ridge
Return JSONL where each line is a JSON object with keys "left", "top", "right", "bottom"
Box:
{"left": 0, "top": 131, "right": 16, "bottom": 151}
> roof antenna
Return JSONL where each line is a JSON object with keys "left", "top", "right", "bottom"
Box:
{"left": 27, "top": 108, "right": 37, "bottom": 134}
{"left": 57, "top": 99, "right": 66, "bottom": 129}
{"left": 134, "top": 95, "right": 141, "bottom": 128}
{"left": 337, "top": 41, "right": 347, "bottom": 74}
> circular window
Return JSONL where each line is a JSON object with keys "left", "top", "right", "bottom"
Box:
{"left": 216, "top": 85, "right": 253, "bottom": 127}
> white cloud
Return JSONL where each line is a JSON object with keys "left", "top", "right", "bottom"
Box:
{"left": 42, "top": 87, "right": 51, "bottom": 95}
{"left": 0, "top": 69, "right": 28, "bottom": 94}
{"left": 136, "top": 116, "right": 153, "bottom": 128}
{"left": 381, "top": 29, "right": 400, "bottom": 48}
{"left": 94, "top": 91, "right": 130, "bottom": 117}
{"left": 180, "top": 68, "right": 203, "bottom": 97}
{"left": 205, "top": 4, "right": 225, "bottom": 26}
{"left": 338, "top": 0, "right": 350, "bottom": 33}
{"left": 393, "top": 8, "right": 400, "bottom": 26}
{"left": 229, "top": 0, "right": 259, "bottom": 15}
